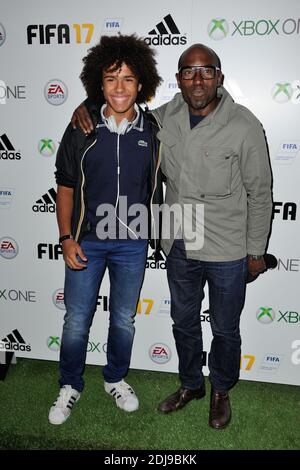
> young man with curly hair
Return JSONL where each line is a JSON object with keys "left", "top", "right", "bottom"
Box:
{"left": 48, "top": 35, "right": 162, "bottom": 425}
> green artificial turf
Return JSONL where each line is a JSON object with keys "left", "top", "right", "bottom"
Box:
{"left": 0, "top": 358, "right": 299, "bottom": 450}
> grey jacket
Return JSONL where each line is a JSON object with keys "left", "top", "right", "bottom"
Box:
{"left": 152, "top": 86, "right": 272, "bottom": 261}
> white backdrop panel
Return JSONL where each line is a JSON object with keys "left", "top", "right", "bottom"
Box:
{"left": 1, "top": 0, "right": 299, "bottom": 385}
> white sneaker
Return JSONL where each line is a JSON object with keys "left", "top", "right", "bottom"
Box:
{"left": 48, "top": 385, "right": 80, "bottom": 425}
{"left": 104, "top": 380, "right": 139, "bottom": 412}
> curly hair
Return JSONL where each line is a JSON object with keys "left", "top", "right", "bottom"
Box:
{"left": 80, "top": 34, "right": 162, "bottom": 104}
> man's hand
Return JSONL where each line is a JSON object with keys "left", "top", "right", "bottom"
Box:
{"left": 62, "top": 239, "right": 88, "bottom": 270}
{"left": 71, "top": 102, "right": 94, "bottom": 134}
{"left": 247, "top": 255, "right": 266, "bottom": 279}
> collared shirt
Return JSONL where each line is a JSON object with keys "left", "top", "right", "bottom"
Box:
{"left": 84, "top": 110, "right": 152, "bottom": 240}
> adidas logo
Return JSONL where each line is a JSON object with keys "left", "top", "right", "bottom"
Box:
{"left": 0, "top": 133, "right": 21, "bottom": 160}
{"left": 144, "top": 14, "right": 187, "bottom": 46}
{"left": 0, "top": 329, "right": 31, "bottom": 352}
{"left": 146, "top": 259, "right": 166, "bottom": 270}
{"left": 32, "top": 187, "right": 57, "bottom": 213}
{"left": 201, "top": 308, "right": 210, "bottom": 322}
{"left": 146, "top": 251, "right": 166, "bottom": 270}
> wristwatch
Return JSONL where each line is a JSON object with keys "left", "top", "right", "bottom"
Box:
{"left": 59, "top": 234, "right": 74, "bottom": 244}
{"left": 248, "top": 254, "right": 263, "bottom": 260}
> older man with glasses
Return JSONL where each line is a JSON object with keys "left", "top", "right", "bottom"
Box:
{"left": 153, "top": 44, "right": 272, "bottom": 429}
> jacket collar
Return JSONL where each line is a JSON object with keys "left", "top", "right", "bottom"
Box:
{"left": 167, "top": 86, "right": 234, "bottom": 129}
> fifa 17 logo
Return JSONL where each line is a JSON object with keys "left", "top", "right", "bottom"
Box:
{"left": 37, "top": 243, "right": 63, "bottom": 260}
{"left": 137, "top": 299, "right": 154, "bottom": 315}
{"left": 27, "top": 24, "right": 94, "bottom": 44}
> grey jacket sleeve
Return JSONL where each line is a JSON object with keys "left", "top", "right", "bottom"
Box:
{"left": 151, "top": 102, "right": 169, "bottom": 126}
{"left": 240, "top": 123, "right": 273, "bottom": 255}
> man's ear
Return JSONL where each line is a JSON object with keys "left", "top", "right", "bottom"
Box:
{"left": 138, "top": 83, "right": 142, "bottom": 92}
{"left": 217, "top": 72, "right": 224, "bottom": 87}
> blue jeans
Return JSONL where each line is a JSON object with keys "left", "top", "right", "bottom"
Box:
{"left": 59, "top": 239, "right": 148, "bottom": 392}
{"left": 166, "top": 239, "right": 247, "bottom": 392}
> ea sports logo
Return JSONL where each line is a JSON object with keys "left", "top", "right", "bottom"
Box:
{"left": 272, "top": 83, "right": 292, "bottom": 103}
{"left": 38, "top": 139, "right": 56, "bottom": 157}
{"left": 256, "top": 306, "right": 275, "bottom": 324}
{"left": 44, "top": 79, "right": 68, "bottom": 106}
{"left": 208, "top": 18, "right": 229, "bottom": 40}
{"left": 52, "top": 289, "right": 65, "bottom": 310}
{"left": 47, "top": 336, "right": 60, "bottom": 351}
{"left": 149, "top": 343, "right": 171, "bottom": 364}
{"left": 0, "top": 237, "right": 19, "bottom": 259}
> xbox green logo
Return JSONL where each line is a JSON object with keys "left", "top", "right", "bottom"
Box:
{"left": 47, "top": 336, "right": 60, "bottom": 351}
{"left": 272, "top": 83, "right": 292, "bottom": 103}
{"left": 208, "top": 18, "right": 229, "bottom": 40}
{"left": 256, "top": 307, "right": 275, "bottom": 324}
{"left": 38, "top": 138, "right": 56, "bottom": 156}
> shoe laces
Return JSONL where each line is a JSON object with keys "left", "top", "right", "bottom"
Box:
{"left": 114, "top": 381, "right": 135, "bottom": 399}
{"left": 55, "top": 385, "right": 74, "bottom": 407}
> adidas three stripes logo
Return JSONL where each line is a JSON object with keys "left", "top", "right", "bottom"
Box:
{"left": 0, "top": 329, "right": 31, "bottom": 352}
{"left": 32, "top": 188, "right": 57, "bottom": 212}
{"left": 145, "top": 14, "right": 187, "bottom": 46}
{"left": 148, "top": 14, "right": 180, "bottom": 35}
{"left": 0, "top": 133, "right": 21, "bottom": 159}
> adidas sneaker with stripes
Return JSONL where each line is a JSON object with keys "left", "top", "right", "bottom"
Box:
{"left": 49, "top": 385, "right": 80, "bottom": 425}
{"left": 104, "top": 380, "right": 139, "bottom": 412}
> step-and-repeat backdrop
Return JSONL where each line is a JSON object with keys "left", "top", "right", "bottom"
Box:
{"left": 1, "top": 0, "right": 299, "bottom": 385}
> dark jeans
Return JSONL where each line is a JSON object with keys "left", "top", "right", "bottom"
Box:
{"left": 59, "top": 239, "right": 148, "bottom": 392}
{"left": 166, "top": 239, "right": 247, "bottom": 392}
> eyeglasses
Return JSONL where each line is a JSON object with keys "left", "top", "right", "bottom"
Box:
{"left": 178, "top": 65, "right": 221, "bottom": 80}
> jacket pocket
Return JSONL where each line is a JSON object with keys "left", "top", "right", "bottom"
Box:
{"left": 189, "top": 146, "right": 234, "bottom": 198}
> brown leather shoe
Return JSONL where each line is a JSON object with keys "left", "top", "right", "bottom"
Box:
{"left": 157, "top": 386, "right": 205, "bottom": 414}
{"left": 209, "top": 390, "right": 231, "bottom": 429}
